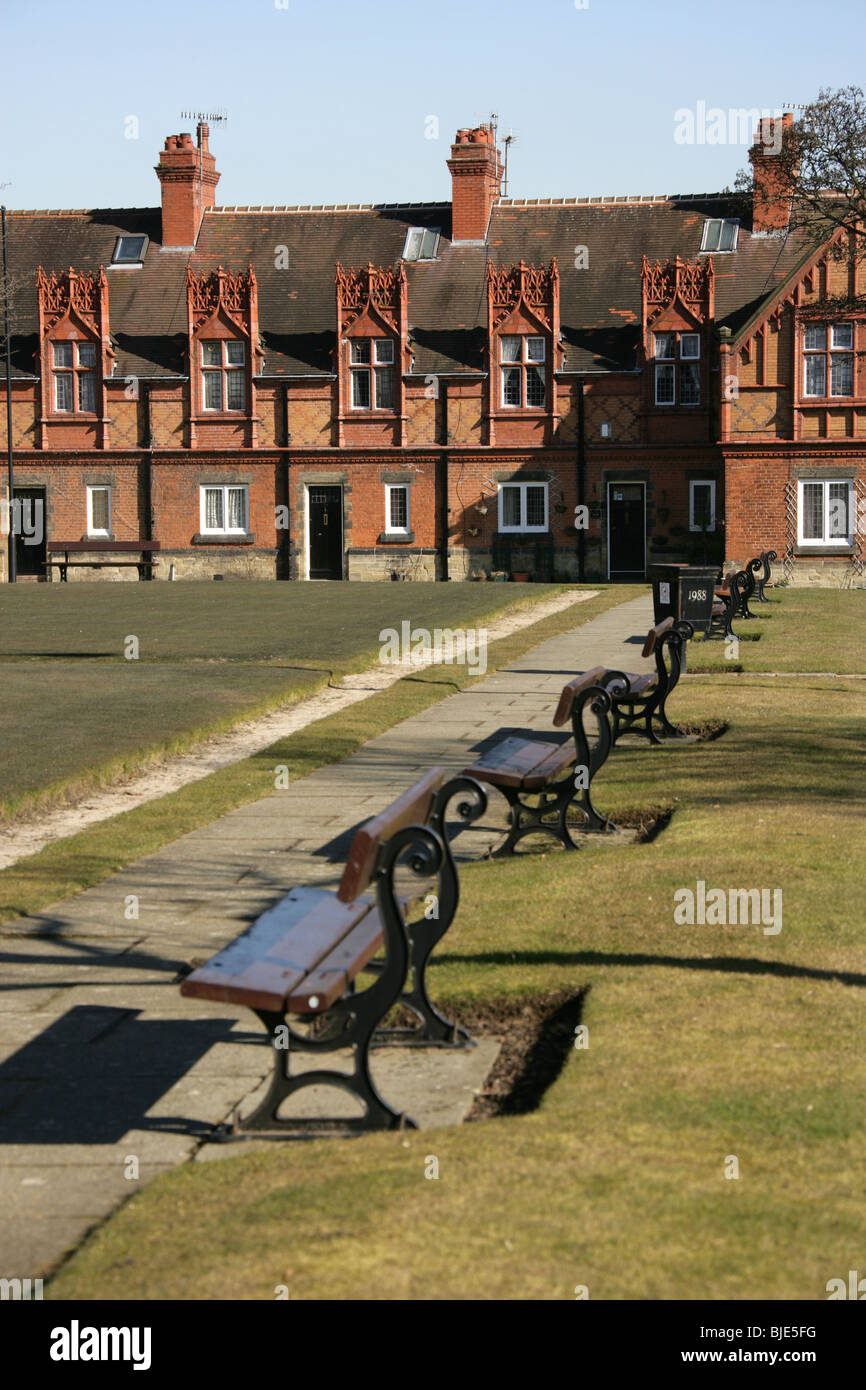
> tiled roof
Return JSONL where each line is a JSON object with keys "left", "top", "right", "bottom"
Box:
{"left": 5, "top": 195, "right": 811, "bottom": 381}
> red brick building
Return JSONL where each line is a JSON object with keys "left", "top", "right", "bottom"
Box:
{"left": 2, "top": 116, "right": 865, "bottom": 584}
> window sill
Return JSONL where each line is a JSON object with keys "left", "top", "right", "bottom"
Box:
{"left": 378, "top": 532, "right": 414, "bottom": 544}
{"left": 794, "top": 544, "right": 853, "bottom": 556}
{"left": 498, "top": 528, "right": 550, "bottom": 536}
{"left": 193, "top": 532, "right": 255, "bottom": 545}
{"left": 199, "top": 412, "right": 247, "bottom": 419}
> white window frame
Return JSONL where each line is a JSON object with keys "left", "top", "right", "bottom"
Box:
{"left": 499, "top": 335, "right": 547, "bottom": 409}
{"left": 689, "top": 480, "right": 716, "bottom": 532}
{"left": 803, "top": 321, "right": 855, "bottom": 399}
{"left": 200, "top": 339, "right": 246, "bottom": 413}
{"left": 699, "top": 219, "right": 739, "bottom": 253}
{"left": 401, "top": 226, "right": 440, "bottom": 261}
{"left": 52, "top": 339, "right": 97, "bottom": 414}
{"left": 653, "top": 331, "right": 701, "bottom": 406}
{"left": 796, "top": 478, "right": 854, "bottom": 548}
{"left": 199, "top": 484, "right": 250, "bottom": 536}
{"left": 498, "top": 481, "right": 549, "bottom": 533}
{"left": 349, "top": 338, "right": 396, "bottom": 411}
{"left": 385, "top": 483, "right": 411, "bottom": 536}
{"left": 86, "top": 485, "right": 111, "bottom": 538}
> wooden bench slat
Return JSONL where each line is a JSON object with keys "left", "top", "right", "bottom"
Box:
{"left": 464, "top": 736, "right": 563, "bottom": 789}
{"left": 180, "top": 887, "right": 373, "bottom": 1011}
{"left": 552, "top": 665, "right": 608, "bottom": 727}
{"left": 641, "top": 616, "right": 674, "bottom": 659}
{"left": 286, "top": 911, "right": 386, "bottom": 1013}
{"left": 338, "top": 767, "right": 443, "bottom": 903}
{"left": 521, "top": 740, "right": 576, "bottom": 790}
{"left": 606, "top": 671, "right": 656, "bottom": 698}
{"left": 47, "top": 541, "right": 161, "bottom": 554}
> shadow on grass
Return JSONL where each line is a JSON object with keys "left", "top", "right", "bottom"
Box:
{"left": 436, "top": 949, "right": 866, "bottom": 989}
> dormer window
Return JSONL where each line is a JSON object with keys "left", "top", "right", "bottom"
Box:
{"left": 700, "top": 219, "right": 739, "bottom": 253}
{"left": 500, "top": 335, "right": 546, "bottom": 408}
{"left": 654, "top": 331, "right": 700, "bottom": 405}
{"left": 350, "top": 338, "right": 395, "bottom": 409}
{"left": 402, "top": 227, "right": 440, "bottom": 261}
{"left": 201, "top": 339, "right": 245, "bottom": 412}
{"left": 53, "top": 340, "right": 97, "bottom": 413}
{"left": 111, "top": 235, "right": 147, "bottom": 266}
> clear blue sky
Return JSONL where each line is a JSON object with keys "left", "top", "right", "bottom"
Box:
{"left": 2, "top": 0, "right": 864, "bottom": 210}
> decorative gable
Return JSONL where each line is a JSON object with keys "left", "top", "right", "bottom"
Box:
{"left": 36, "top": 265, "right": 113, "bottom": 445}
{"left": 185, "top": 265, "right": 261, "bottom": 445}
{"left": 641, "top": 255, "right": 714, "bottom": 341}
{"left": 486, "top": 259, "right": 561, "bottom": 351}
{"left": 334, "top": 263, "right": 409, "bottom": 444}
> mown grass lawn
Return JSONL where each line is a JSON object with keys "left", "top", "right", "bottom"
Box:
{"left": 689, "top": 587, "right": 866, "bottom": 674}
{"left": 0, "top": 586, "right": 643, "bottom": 921}
{"left": 0, "top": 581, "right": 589, "bottom": 820}
{"left": 47, "top": 618, "right": 866, "bottom": 1300}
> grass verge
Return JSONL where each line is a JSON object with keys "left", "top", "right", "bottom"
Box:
{"left": 0, "top": 586, "right": 644, "bottom": 924}
{"left": 46, "top": 672, "right": 866, "bottom": 1300}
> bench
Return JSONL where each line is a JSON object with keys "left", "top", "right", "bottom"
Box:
{"left": 180, "top": 768, "right": 485, "bottom": 1137}
{"left": 46, "top": 540, "right": 160, "bottom": 581}
{"left": 749, "top": 549, "right": 777, "bottom": 603}
{"left": 707, "top": 568, "right": 748, "bottom": 639}
{"left": 461, "top": 667, "right": 616, "bottom": 855}
{"left": 601, "top": 617, "right": 694, "bottom": 746}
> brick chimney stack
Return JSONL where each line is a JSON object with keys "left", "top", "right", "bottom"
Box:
{"left": 749, "top": 112, "right": 795, "bottom": 233}
{"left": 447, "top": 125, "right": 503, "bottom": 242}
{"left": 155, "top": 122, "right": 220, "bottom": 249}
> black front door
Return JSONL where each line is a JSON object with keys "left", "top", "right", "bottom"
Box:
{"left": 308, "top": 486, "right": 343, "bottom": 579}
{"left": 13, "top": 487, "right": 47, "bottom": 578}
{"left": 607, "top": 482, "right": 646, "bottom": 578}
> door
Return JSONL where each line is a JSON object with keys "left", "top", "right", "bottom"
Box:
{"left": 607, "top": 482, "right": 646, "bottom": 579}
{"left": 13, "top": 487, "right": 47, "bottom": 578}
{"left": 307, "top": 486, "right": 343, "bottom": 579}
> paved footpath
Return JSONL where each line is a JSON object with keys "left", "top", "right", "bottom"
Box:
{"left": 0, "top": 592, "right": 654, "bottom": 1276}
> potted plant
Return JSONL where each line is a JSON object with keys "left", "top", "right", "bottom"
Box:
{"left": 511, "top": 570, "right": 531, "bottom": 582}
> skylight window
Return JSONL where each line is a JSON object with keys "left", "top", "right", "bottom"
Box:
{"left": 111, "top": 235, "right": 147, "bottom": 265}
{"left": 700, "top": 219, "right": 739, "bottom": 253}
{"left": 402, "top": 227, "right": 440, "bottom": 261}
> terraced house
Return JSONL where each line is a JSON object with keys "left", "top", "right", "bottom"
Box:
{"left": 2, "top": 115, "right": 865, "bottom": 584}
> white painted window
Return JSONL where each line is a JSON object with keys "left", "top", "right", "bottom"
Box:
{"left": 654, "top": 331, "right": 700, "bottom": 405}
{"left": 201, "top": 340, "right": 246, "bottom": 412}
{"left": 402, "top": 227, "right": 440, "bottom": 261}
{"left": 700, "top": 219, "right": 739, "bottom": 253}
{"left": 689, "top": 480, "right": 716, "bottom": 532}
{"left": 86, "top": 486, "right": 111, "bottom": 537}
{"left": 803, "top": 322, "right": 854, "bottom": 398}
{"left": 52, "top": 340, "right": 97, "bottom": 413}
{"left": 385, "top": 484, "right": 410, "bottom": 535}
{"left": 500, "top": 336, "right": 546, "bottom": 408}
{"left": 200, "top": 485, "right": 249, "bottom": 534}
{"left": 350, "top": 338, "right": 395, "bottom": 410}
{"left": 498, "top": 482, "right": 548, "bottom": 532}
{"left": 797, "top": 479, "right": 854, "bottom": 547}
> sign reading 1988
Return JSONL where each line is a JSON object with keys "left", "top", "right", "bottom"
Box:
{"left": 688, "top": 589, "right": 707, "bottom": 601}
